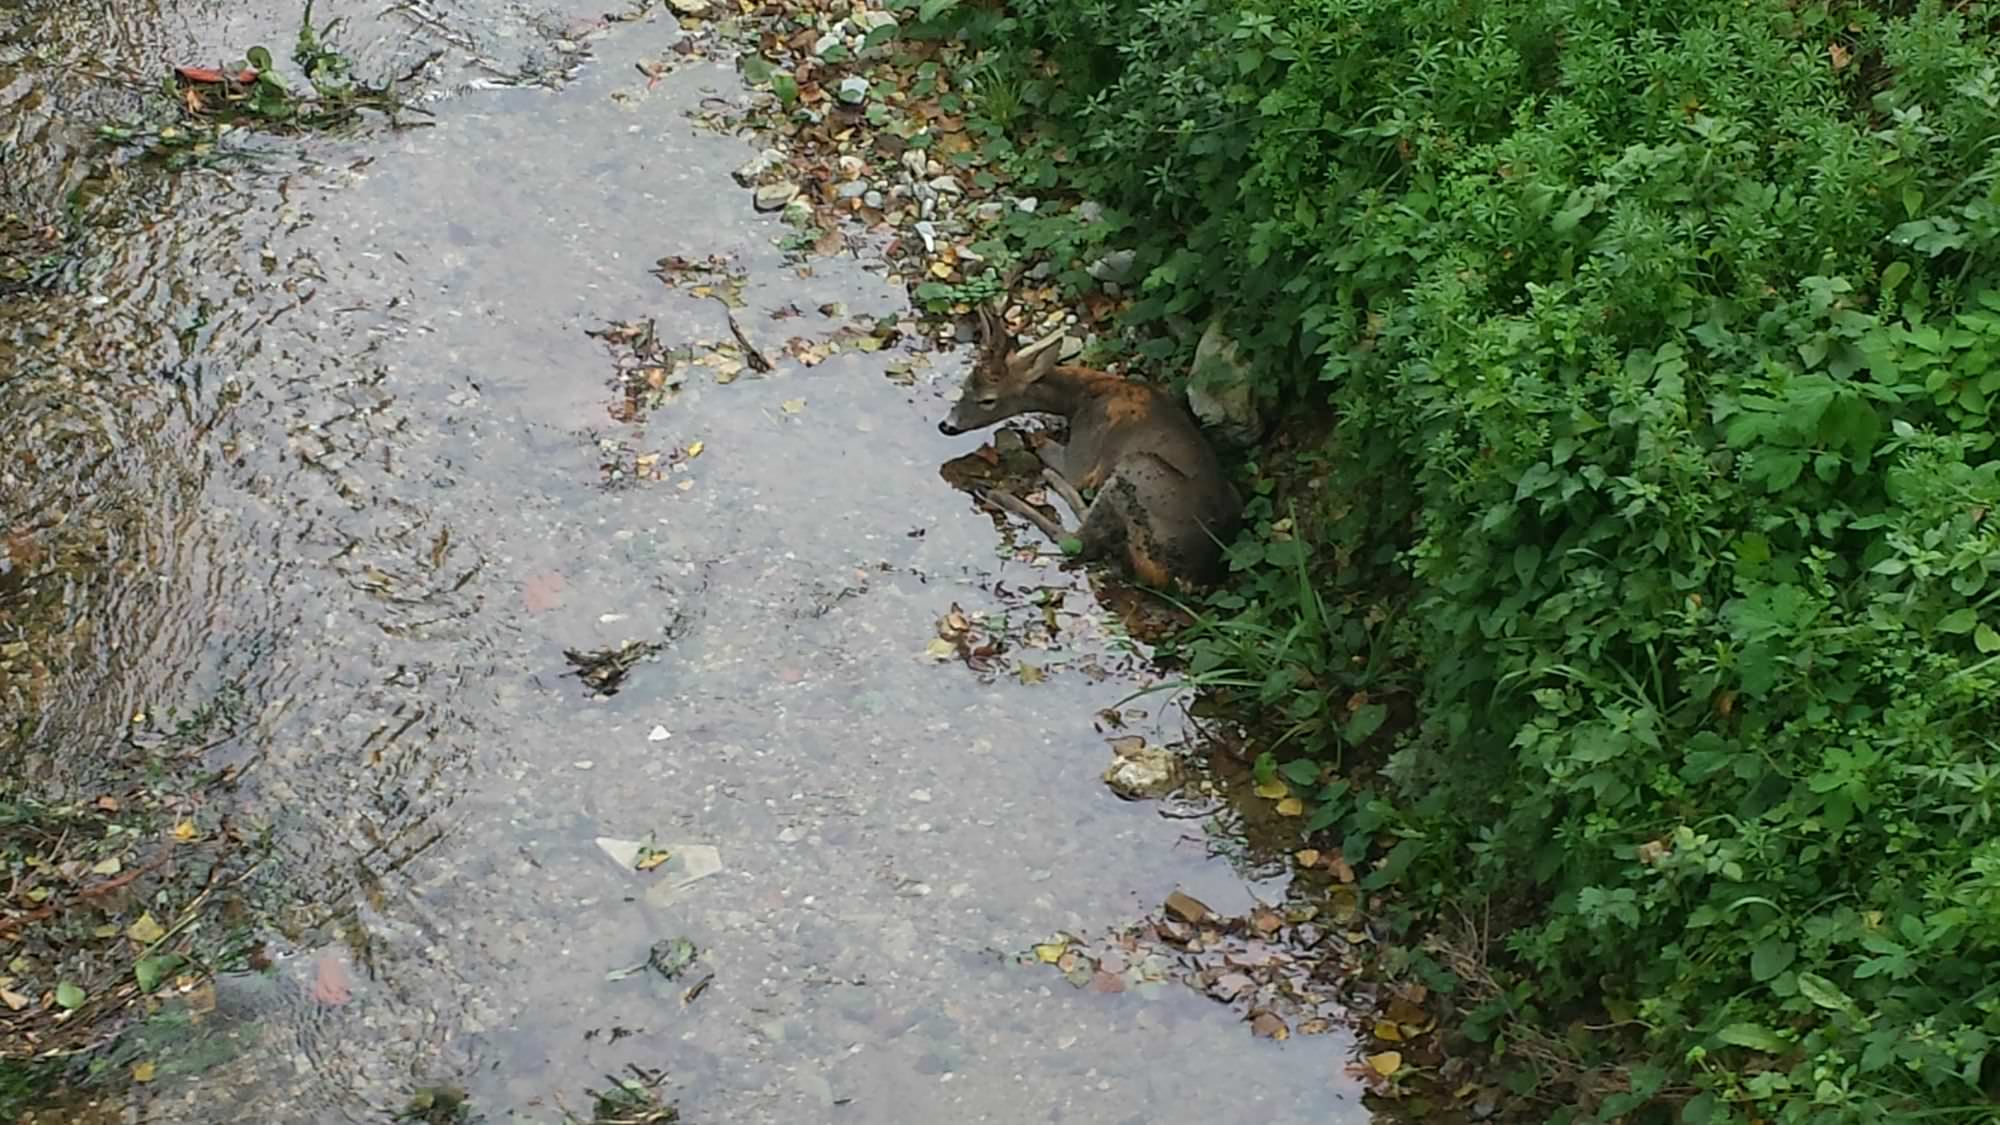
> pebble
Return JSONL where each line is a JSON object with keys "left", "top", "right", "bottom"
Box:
{"left": 836, "top": 180, "right": 869, "bottom": 199}
{"left": 753, "top": 181, "right": 800, "bottom": 211}
{"left": 732, "top": 149, "right": 785, "bottom": 187}
{"left": 838, "top": 76, "right": 870, "bottom": 104}
{"left": 864, "top": 190, "right": 884, "bottom": 209}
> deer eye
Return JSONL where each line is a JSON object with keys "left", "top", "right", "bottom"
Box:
{"left": 977, "top": 396, "right": 999, "bottom": 408}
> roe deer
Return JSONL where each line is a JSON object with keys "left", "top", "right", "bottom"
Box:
{"left": 937, "top": 308, "right": 1242, "bottom": 590}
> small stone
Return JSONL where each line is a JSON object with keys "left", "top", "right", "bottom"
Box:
{"left": 837, "top": 154, "right": 866, "bottom": 178}
{"left": 1077, "top": 200, "right": 1104, "bottom": 223}
{"left": 837, "top": 76, "right": 870, "bottom": 104}
{"left": 910, "top": 788, "right": 933, "bottom": 803}
{"left": 855, "top": 10, "right": 898, "bottom": 32}
{"left": 836, "top": 180, "right": 869, "bottom": 199}
{"left": 754, "top": 181, "right": 800, "bottom": 211}
{"left": 1103, "top": 737, "right": 1181, "bottom": 799}
{"left": 928, "top": 175, "right": 963, "bottom": 195}
{"left": 975, "top": 202, "right": 1006, "bottom": 221}
{"left": 1087, "top": 248, "right": 1137, "bottom": 282}
{"left": 863, "top": 190, "right": 884, "bottom": 209}
{"left": 668, "top": 0, "right": 709, "bottom": 13}
{"left": 648, "top": 725, "right": 671, "bottom": 742}
{"left": 732, "top": 148, "right": 784, "bottom": 187}
{"left": 1015, "top": 196, "right": 1039, "bottom": 213}
{"left": 813, "top": 32, "right": 843, "bottom": 56}
{"left": 900, "top": 149, "right": 928, "bottom": 178}
{"left": 1058, "top": 334, "right": 1084, "bottom": 360}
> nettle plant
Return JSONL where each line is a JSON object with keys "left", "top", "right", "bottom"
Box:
{"left": 952, "top": 0, "right": 2000, "bottom": 1118}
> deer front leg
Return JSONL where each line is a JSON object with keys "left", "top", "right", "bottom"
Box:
{"left": 1040, "top": 467, "right": 1090, "bottom": 525}
{"left": 975, "top": 488, "right": 1071, "bottom": 545}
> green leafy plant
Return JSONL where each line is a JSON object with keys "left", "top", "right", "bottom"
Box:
{"left": 946, "top": 0, "right": 2000, "bottom": 1120}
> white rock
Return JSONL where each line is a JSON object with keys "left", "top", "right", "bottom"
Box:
{"left": 753, "top": 181, "right": 800, "bottom": 211}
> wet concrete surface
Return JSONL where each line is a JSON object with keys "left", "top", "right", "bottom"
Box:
{"left": 2, "top": 2, "right": 1370, "bottom": 1121}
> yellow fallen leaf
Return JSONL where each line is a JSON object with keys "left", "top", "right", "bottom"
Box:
{"left": 1032, "top": 942, "right": 1067, "bottom": 964}
{"left": 127, "top": 913, "right": 167, "bottom": 945}
{"left": 171, "top": 820, "right": 197, "bottom": 842}
{"left": 923, "top": 638, "right": 957, "bottom": 661}
{"left": 1367, "top": 1051, "right": 1403, "bottom": 1077}
{"left": 132, "top": 1061, "right": 156, "bottom": 1083}
{"left": 1295, "top": 848, "right": 1320, "bottom": 868}
{"left": 686, "top": 441, "right": 704, "bottom": 458}
{"left": 1252, "top": 779, "right": 1288, "bottom": 800}
{"left": 635, "top": 849, "right": 671, "bottom": 872}
{"left": 928, "top": 260, "right": 954, "bottom": 279}
{"left": 781, "top": 398, "right": 805, "bottom": 414}
{"left": 1276, "top": 797, "right": 1304, "bottom": 817}
{"left": 1016, "top": 664, "right": 1046, "bottom": 685}
{"left": 90, "top": 857, "right": 122, "bottom": 876}
{"left": 1373, "top": 1019, "right": 1404, "bottom": 1042}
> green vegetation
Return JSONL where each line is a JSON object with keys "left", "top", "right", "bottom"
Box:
{"left": 922, "top": 0, "right": 2000, "bottom": 1119}
{"left": 95, "top": 4, "right": 422, "bottom": 168}
{"left": 1, "top": 687, "right": 272, "bottom": 1117}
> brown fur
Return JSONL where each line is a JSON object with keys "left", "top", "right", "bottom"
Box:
{"left": 937, "top": 312, "right": 1243, "bottom": 589}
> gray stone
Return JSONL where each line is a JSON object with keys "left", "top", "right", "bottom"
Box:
{"left": 731, "top": 148, "right": 784, "bottom": 187}
{"left": 753, "top": 181, "right": 800, "bottom": 211}
{"left": 1186, "top": 316, "right": 1263, "bottom": 446}
{"left": 838, "top": 76, "right": 870, "bottom": 104}
{"left": 1087, "top": 248, "right": 1137, "bottom": 282}
{"left": 836, "top": 180, "right": 869, "bottom": 199}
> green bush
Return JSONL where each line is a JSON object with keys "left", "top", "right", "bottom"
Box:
{"left": 945, "top": 0, "right": 2000, "bottom": 1120}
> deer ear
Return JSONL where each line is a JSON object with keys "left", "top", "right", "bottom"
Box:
{"left": 1022, "top": 344, "right": 1060, "bottom": 383}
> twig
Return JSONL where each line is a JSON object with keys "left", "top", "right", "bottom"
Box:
{"left": 725, "top": 308, "right": 774, "bottom": 372}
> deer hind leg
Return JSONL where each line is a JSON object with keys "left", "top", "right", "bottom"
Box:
{"left": 1078, "top": 459, "right": 1188, "bottom": 589}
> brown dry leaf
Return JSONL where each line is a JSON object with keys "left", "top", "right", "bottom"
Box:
{"left": 1329, "top": 850, "right": 1357, "bottom": 884}
{"left": 1829, "top": 42, "right": 1852, "bottom": 70}
{"left": 1250, "top": 907, "right": 1284, "bottom": 936}
{"left": 522, "top": 572, "right": 566, "bottom": 614}
{"left": 0, "top": 988, "right": 30, "bottom": 1011}
{"left": 1086, "top": 970, "right": 1126, "bottom": 994}
{"left": 311, "top": 956, "right": 352, "bottom": 1006}
{"left": 1249, "top": 1010, "right": 1290, "bottom": 1039}
{"left": 95, "top": 795, "right": 120, "bottom": 812}
{"left": 1367, "top": 1051, "right": 1404, "bottom": 1077}
{"left": 1164, "top": 890, "right": 1213, "bottom": 925}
